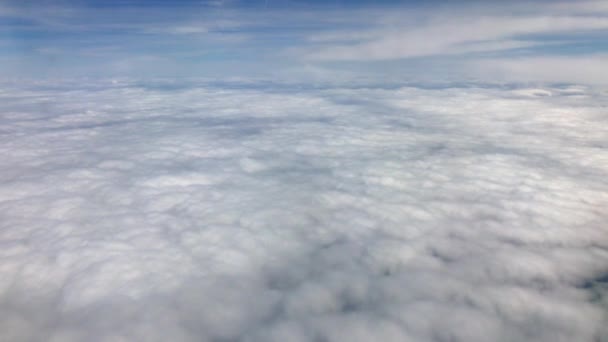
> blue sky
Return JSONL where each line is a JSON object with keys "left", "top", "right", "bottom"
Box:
{"left": 1, "top": 0, "right": 607, "bottom": 83}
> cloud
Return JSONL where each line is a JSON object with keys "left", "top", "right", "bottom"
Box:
{"left": 471, "top": 54, "right": 608, "bottom": 85}
{"left": 148, "top": 25, "right": 210, "bottom": 35}
{"left": 1, "top": 0, "right": 606, "bottom": 82}
{"left": 304, "top": 14, "right": 608, "bottom": 60}
{"left": 0, "top": 79, "right": 607, "bottom": 341}
{"left": 549, "top": 0, "right": 608, "bottom": 15}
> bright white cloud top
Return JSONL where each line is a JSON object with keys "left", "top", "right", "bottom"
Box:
{"left": 0, "top": 79, "right": 607, "bottom": 341}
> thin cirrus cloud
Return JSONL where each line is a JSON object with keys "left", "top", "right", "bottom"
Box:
{"left": 303, "top": 15, "right": 608, "bottom": 60}
{"left": 0, "top": 0, "right": 607, "bottom": 83}
{"left": 294, "top": 1, "right": 608, "bottom": 84}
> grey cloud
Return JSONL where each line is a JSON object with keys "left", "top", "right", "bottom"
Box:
{"left": 0, "top": 80, "right": 607, "bottom": 341}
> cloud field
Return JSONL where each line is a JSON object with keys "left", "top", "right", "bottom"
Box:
{"left": 0, "top": 80, "right": 607, "bottom": 341}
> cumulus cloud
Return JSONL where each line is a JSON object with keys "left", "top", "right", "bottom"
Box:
{"left": 0, "top": 80, "right": 607, "bottom": 341}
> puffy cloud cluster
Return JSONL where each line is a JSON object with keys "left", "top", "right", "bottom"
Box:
{"left": 0, "top": 80, "right": 607, "bottom": 341}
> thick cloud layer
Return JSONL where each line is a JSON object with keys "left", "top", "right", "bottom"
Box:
{"left": 0, "top": 80, "right": 607, "bottom": 341}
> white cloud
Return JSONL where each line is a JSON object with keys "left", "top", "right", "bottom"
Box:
{"left": 304, "top": 15, "right": 608, "bottom": 60}
{"left": 471, "top": 54, "right": 608, "bottom": 85}
{"left": 157, "top": 25, "right": 210, "bottom": 35}
{"left": 2, "top": 0, "right": 606, "bottom": 82}
{"left": 0, "top": 80, "right": 607, "bottom": 341}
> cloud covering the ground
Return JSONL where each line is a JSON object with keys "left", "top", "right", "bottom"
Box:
{"left": 0, "top": 80, "right": 608, "bottom": 341}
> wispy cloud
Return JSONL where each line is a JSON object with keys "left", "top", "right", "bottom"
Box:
{"left": 1, "top": 0, "right": 606, "bottom": 82}
{"left": 304, "top": 15, "right": 608, "bottom": 60}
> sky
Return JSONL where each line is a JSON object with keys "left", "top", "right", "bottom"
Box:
{"left": 0, "top": 0, "right": 607, "bottom": 83}
{"left": 1, "top": 1, "right": 608, "bottom": 342}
